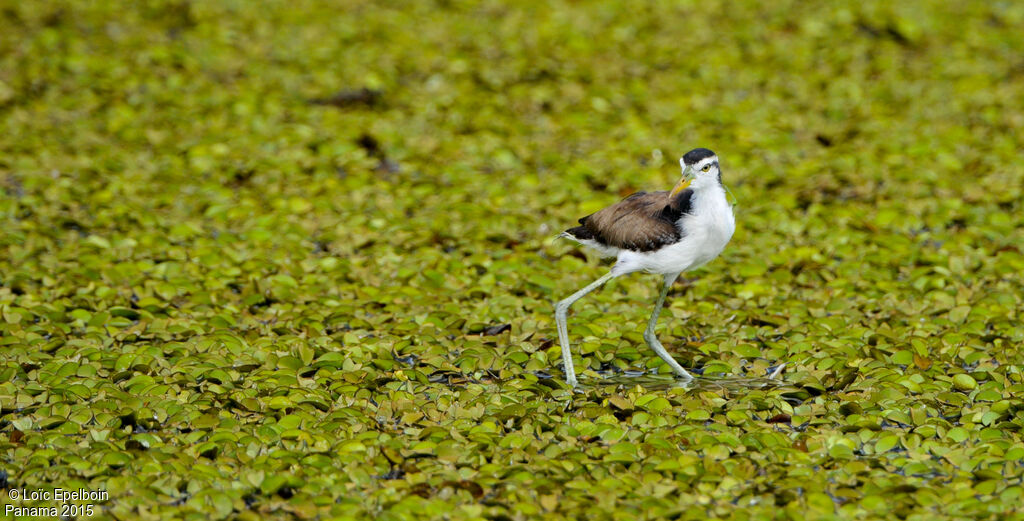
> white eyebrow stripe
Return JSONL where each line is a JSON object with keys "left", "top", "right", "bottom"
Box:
{"left": 696, "top": 157, "right": 719, "bottom": 169}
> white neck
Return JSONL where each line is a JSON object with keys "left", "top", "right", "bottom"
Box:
{"left": 689, "top": 184, "right": 735, "bottom": 238}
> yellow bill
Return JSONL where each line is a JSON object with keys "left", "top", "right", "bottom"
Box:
{"left": 671, "top": 167, "right": 695, "bottom": 197}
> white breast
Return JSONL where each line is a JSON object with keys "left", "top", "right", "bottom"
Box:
{"left": 682, "top": 185, "right": 735, "bottom": 267}
{"left": 612, "top": 186, "right": 735, "bottom": 276}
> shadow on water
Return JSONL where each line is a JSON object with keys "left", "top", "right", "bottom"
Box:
{"left": 576, "top": 368, "right": 787, "bottom": 393}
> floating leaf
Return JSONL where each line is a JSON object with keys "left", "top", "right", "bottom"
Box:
{"left": 952, "top": 374, "right": 977, "bottom": 391}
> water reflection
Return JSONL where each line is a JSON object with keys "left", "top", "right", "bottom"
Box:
{"left": 577, "top": 368, "right": 786, "bottom": 392}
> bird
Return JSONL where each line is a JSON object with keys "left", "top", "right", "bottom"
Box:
{"left": 555, "top": 147, "right": 735, "bottom": 387}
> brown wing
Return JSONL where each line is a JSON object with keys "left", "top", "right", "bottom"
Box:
{"left": 564, "top": 189, "right": 694, "bottom": 252}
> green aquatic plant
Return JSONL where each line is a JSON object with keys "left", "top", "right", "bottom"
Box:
{"left": 1, "top": 0, "right": 1023, "bottom": 519}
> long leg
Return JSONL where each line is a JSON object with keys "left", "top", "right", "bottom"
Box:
{"left": 555, "top": 271, "right": 618, "bottom": 387}
{"left": 643, "top": 272, "right": 694, "bottom": 380}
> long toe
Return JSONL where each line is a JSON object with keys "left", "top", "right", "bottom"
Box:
{"left": 675, "top": 366, "right": 695, "bottom": 380}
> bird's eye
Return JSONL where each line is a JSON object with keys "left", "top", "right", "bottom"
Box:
{"left": 701, "top": 165, "right": 711, "bottom": 172}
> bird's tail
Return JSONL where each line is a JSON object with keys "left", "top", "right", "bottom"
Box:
{"left": 558, "top": 226, "right": 593, "bottom": 242}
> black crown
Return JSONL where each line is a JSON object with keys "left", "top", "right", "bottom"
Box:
{"left": 682, "top": 148, "right": 716, "bottom": 165}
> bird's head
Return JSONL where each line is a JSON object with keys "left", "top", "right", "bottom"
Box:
{"left": 671, "top": 148, "right": 720, "bottom": 196}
